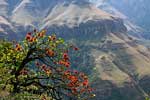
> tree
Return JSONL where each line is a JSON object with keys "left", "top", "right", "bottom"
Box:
{"left": 0, "top": 29, "right": 94, "bottom": 100}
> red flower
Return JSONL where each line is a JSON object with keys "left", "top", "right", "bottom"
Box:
{"left": 64, "top": 70, "right": 70, "bottom": 75}
{"left": 59, "top": 60, "right": 70, "bottom": 67}
{"left": 35, "top": 62, "right": 40, "bottom": 66}
{"left": 88, "top": 88, "right": 93, "bottom": 93}
{"left": 64, "top": 61, "right": 70, "bottom": 67}
{"left": 73, "top": 70, "right": 78, "bottom": 74}
{"left": 38, "top": 30, "right": 46, "bottom": 37}
{"left": 68, "top": 75, "right": 78, "bottom": 83}
{"left": 53, "top": 61, "right": 59, "bottom": 65}
{"left": 82, "top": 80, "right": 88, "bottom": 86}
{"left": 45, "top": 68, "right": 52, "bottom": 75}
{"left": 48, "top": 35, "right": 56, "bottom": 41}
{"left": 41, "top": 64, "right": 46, "bottom": 70}
{"left": 59, "top": 60, "right": 64, "bottom": 65}
{"left": 46, "top": 49, "right": 55, "bottom": 57}
{"left": 30, "top": 37, "right": 37, "bottom": 42}
{"left": 27, "top": 32, "right": 32, "bottom": 35}
{"left": 26, "top": 33, "right": 32, "bottom": 41}
{"left": 63, "top": 53, "right": 68, "bottom": 58}
{"left": 80, "top": 72, "right": 85, "bottom": 77}
{"left": 63, "top": 53, "right": 69, "bottom": 61}
{"left": 80, "top": 88, "right": 85, "bottom": 93}
{"left": 74, "top": 47, "right": 79, "bottom": 51}
{"left": 15, "top": 44, "right": 22, "bottom": 51}
{"left": 72, "top": 88, "right": 77, "bottom": 94}
{"left": 67, "top": 82, "right": 74, "bottom": 87}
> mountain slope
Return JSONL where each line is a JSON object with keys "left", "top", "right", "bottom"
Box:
{"left": 42, "top": 1, "right": 112, "bottom": 28}
{"left": 0, "top": 1, "right": 150, "bottom": 100}
{"left": 109, "top": 0, "right": 150, "bottom": 30}
{"left": 90, "top": 0, "right": 150, "bottom": 31}
{"left": 89, "top": 0, "right": 145, "bottom": 39}
{"left": 0, "top": 16, "right": 16, "bottom": 39}
{"left": 90, "top": 0, "right": 150, "bottom": 39}
{"left": 11, "top": 0, "right": 48, "bottom": 26}
{"left": 0, "top": 0, "right": 8, "bottom": 17}
{"left": 41, "top": 1, "right": 127, "bottom": 40}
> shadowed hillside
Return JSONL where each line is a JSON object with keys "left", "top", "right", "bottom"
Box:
{"left": 0, "top": 0, "right": 150, "bottom": 100}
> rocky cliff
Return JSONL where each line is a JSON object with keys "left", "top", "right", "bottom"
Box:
{"left": 0, "top": 0, "right": 150, "bottom": 100}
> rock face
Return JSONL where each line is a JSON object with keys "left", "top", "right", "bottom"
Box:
{"left": 0, "top": 16, "right": 16, "bottom": 39}
{"left": 89, "top": 0, "right": 150, "bottom": 39}
{"left": 89, "top": 0, "right": 145, "bottom": 39}
{"left": 0, "top": 0, "right": 150, "bottom": 100}
{"left": 42, "top": 2, "right": 127, "bottom": 39}
{"left": 0, "top": 0, "right": 8, "bottom": 17}
{"left": 109, "top": 0, "right": 150, "bottom": 30}
{"left": 109, "top": 0, "right": 150, "bottom": 39}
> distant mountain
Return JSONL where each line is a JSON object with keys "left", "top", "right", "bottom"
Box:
{"left": 89, "top": 0, "right": 150, "bottom": 39}
{"left": 0, "top": 16, "right": 17, "bottom": 39}
{"left": 41, "top": 0, "right": 127, "bottom": 38}
{"left": 0, "top": 0, "right": 9, "bottom": 17}
{"left": 0, "top": 1, "right": 150, "bottom": 100}
{"left": 11, "top": 0, "right": 54, "bottom": 26}
{"left": 109, "top": 0, "right": 150, "bottom": 31}
{"left": 89, "top": 0, "right": 145, "bottom": 38}
{"left": 42, "top": 1, "right": 112, "bottom": 28}
{"left": 110, "top": 0, "right": 150, "bottom": 39}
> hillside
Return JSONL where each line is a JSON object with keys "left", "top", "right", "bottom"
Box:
{"left": 90, "top": 0, "right": 150, "bottom": 39}
{"left": 0, "top": 0, "right": 150, "bottom": 100}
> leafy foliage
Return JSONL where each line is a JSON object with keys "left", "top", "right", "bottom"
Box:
{"left": 145, "top": 98, "right": 150, "bottom": 100}
{"left": 146, "top": 97, "right": 150, "bottom": 100}
{"left": 0, "top": 30, "right": 94, "bottom": 100}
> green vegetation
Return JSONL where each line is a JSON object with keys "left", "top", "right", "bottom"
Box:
{"left": 0, "top": 30, "right": 94, "bottom": 100}
{"left": 146, "top": 97, "right": 150, "bottom": 100}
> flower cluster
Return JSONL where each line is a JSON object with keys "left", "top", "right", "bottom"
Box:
{"left": 38, "top": 30, "right": 46, "bottom": 37}
{"left": 15, "top": 44, "right": 22, "bottom": 51}
{"left": 48, "top": 35, "right": 56, "bottom": 41}
{"left": 58, "top": 53, "right": 71, "bottom": 68}
{"left": 63, "top": 70, "right": 93, "bottom": 95}
{"left": 25, "top": 29, "right": 47, "bottom": 43}
{"left": 46, "top": 49, "right": 55, "bottom": 57}
{"left": 35, "top": 62, "right": 52, "bottom": 76}
{"left": 26, "top": 32, "right": 37, "bottom": 42}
